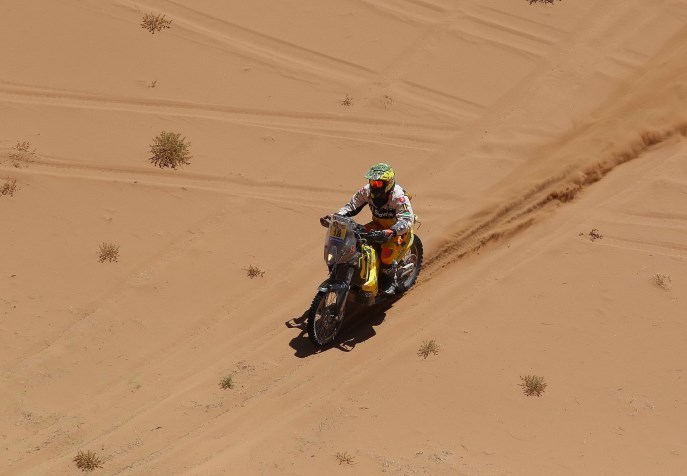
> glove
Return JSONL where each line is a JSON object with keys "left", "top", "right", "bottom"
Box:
{"left": 366, "top": 229, "right": 395, "bottom": 243}
{"left": 320, "top": 215, "right": 332, "bottom": 227}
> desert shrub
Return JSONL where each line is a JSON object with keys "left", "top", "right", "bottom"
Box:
{"left": 336, "top": 451, "right": 354, "bottom": 465}
{"left": 244, "top": 265, "right": 265, "bottom": 279}
{"left": 579, "top": 228, "right": 603, "bottom": 241}
{"left": 219, "top": 373, "right": 234, "bottom": 389}
{"left": 653, "top": 273, "right": 672, "bottom": 290}
{"left": 8, "top": 141, "right": 36, "bottom": 167}
{"left": 528, "top": 0, "right": 561, "bottom": 4}
{"left": 381, "top": 94, "right": 394, "bottom": 109}
{"left": 141, "top": 13, "right": 172, "bottom": 34}
{"left": 520, "top": 375, "right": 547, "bottom": 396}
{"left": 73, "top": 450, "right": 103, "bottom": 471}
{"left": 1, "top": 178, "right": 18, "bottom": 196}
{"left": 148, "top": 131, "right": 192, "bottom": 169}
{"left": 588, "top": 228, "right": 603, "bottom": 241}
{"left": 341, "top": 94, "right": 353, "bottom": 106}
{"left": 98, "top": 243, "right": 119, "bottom": 263}
{"left": 417, "top": 339, "right": 439, "bottom": 359}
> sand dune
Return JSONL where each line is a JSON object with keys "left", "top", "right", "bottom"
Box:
{"left": 2, "top": 1, "right": 687, "bottom": 474}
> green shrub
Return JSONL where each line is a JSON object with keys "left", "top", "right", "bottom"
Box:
{"left": 149, "top": 131, "right": 192, "bottom": 169}
{"left": 73, "top": 450, "right": 103, "bottom": 471}
{"left": 520, "top": 375, "right": 547, "bottom": 396}
{"left": 220, "top": 374, "right": 234, "bottom": 389}
{"left": 417, "top": 339, "right": 439, "bottom": 359}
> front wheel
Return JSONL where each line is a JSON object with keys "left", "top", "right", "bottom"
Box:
{"left": 396, "top": 235, "right": 423, "bottom": 293}
{"left": 307, "top": 289, "right": 346, "bottom": 347}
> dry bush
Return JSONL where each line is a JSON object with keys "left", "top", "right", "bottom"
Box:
{"left": 8, "top": 141, "right": 36, "bottom": 167}
{"left": 381, "top": 94, "right": 394, "bottom": 109}
{"left": 1, "top": 178, "right": 18, "bottom": 197}
{"left": 579, "top": 228, "right": 603, "bottom": 241}
{"left": 341, "top": 94, "right": 353, "bottom": 106}
{"left": 148, "top": 79, "right": 158, "bottom": 88}
{"left": 244, "top": 265, "right": 265, "bottom": 279}
{"left": 336, "top": 451, "right": 355, "bottom": 465}
{"left": 141, "top": 13, "right": 172, "bottom": 34}
{"left": 589, "top": 228, "right": 603, "bottom": 241}
{"left": 653, "top": 273, "right": 672, "bottom": 290}
{"left": 149, "top": 131, "right": 192, "bottom": 169}
{"left": 520, "top": 375, "right": 547, "bottom": 396}
{"left": 73, "top": 450, "right": 103, "bottom": 472}
{"left": 417, "top": 339, "right": 439, "bottom": 359}
{"left": 219, "top": 373, "right": 234, "bottom": 389}
{"left": 528, "top": 0, "right": 561, "bottom": 4}
{"left": 98, "top": 243, "right": 120, "bottom": 263}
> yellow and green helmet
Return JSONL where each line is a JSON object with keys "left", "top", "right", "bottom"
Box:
{"left": 364, "top": 163, "right": 395, "bottom": 193}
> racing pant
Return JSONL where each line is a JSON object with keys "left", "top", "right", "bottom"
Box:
{"left": 363, "top": 221, "right": 413, "bottom": 266}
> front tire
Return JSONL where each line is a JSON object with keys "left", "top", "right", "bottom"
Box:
{"left": 307, "top": 289, "right": 346, "bottom": 347}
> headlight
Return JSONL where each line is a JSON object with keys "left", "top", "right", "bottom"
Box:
{"left": 326, "top": 247, "right": 338, "bottom": 265}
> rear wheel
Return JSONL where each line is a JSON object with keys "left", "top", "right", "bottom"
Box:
{"left": 396, "top": 235, "right": 423, "bottom": 293}
{"left": 307, "top": 290, "right": 346, "bottom": 346}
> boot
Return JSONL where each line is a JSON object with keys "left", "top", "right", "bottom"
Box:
{"left": 379, "top": 263, "right": 397, "bottom": 296}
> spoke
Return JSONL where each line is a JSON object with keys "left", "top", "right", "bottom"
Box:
{"left": 314, "top": 291, "right": 339, "bottom": 343}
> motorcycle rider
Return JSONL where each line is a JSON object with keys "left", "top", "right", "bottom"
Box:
{"left": 321, "top": 163, "right": 415, "bottom": 296}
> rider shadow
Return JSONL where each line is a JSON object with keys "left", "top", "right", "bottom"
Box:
{"left": 286, "top": 296, "right": 402, "bottom": 358}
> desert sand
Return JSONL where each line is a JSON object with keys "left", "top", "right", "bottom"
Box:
{"left": 2, "top": 0, "right": 687, "bottom": 474}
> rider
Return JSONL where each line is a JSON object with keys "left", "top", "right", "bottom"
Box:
{"left": 321, "top": 163, "right": 415, "bottom": 295}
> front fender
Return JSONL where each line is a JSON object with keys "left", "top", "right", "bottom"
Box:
{"left": 318, "top": 265, "right": 354, "bottom": 293}
{"left": 318, "top": 280, "right": 348, "bottom": 294}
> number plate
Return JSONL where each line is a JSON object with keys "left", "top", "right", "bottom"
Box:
{"left": 329, "top": 221, "right": 347, "bottom": 240}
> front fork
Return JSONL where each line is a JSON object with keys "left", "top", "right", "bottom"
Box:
{"left": 317, "top": 265, "right": 354, "bottom": 319}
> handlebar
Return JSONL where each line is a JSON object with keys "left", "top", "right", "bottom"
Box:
{"left": 320, "top": 215, "right": 387, "bottom": 243}
{"left": 357, "top": 228, "right": 390, "bottom": 244}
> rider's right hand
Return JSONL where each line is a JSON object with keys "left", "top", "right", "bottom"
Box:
{"left": 320, "top": 215, "right": 332, "bottom": 227}
{"left": 365, "top": 229, "right": 394, "bottom": 243}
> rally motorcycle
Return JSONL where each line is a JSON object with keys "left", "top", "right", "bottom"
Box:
{"left": 306, "top": 215, "right": 423, "bottom": 347}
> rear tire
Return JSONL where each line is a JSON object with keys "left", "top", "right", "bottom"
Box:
{"left": 307, "top": 290, "right": 346, "bottom": 347}
{"left": 396, "top": 235, "right": 423, "bottom": 293}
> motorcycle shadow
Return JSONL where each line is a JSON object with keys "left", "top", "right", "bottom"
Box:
{"left": 286, "top": 295, "right": 402, "bottom": 358}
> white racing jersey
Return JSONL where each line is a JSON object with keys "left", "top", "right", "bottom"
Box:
{"left": 337, "top": 184, "right": 415, "bottom": 235}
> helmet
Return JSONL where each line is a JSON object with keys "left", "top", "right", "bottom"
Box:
{"left": 364, "top": 163, "right": 395, "bottom": 207}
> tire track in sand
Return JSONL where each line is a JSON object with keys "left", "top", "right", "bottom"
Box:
{"left": 422, "top": 26, "right": 687, "bottom": 278}
{"left": 424, "top": 124, "right": 687, "bottom": 278}
{"left": 0, "top": 152, "right": 346, "bottom": 211}
{"left": 141, "top": 0, "right": 484, "bottom": 123}
{"left": 62, "top": 0, "right": 484, "bottom": 124}
{"left": 0, "top": 80, "right": 453, "bottom": 152}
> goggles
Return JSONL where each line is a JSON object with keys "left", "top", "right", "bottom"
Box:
{"left": 369, "top": 180, "right": 386, "bottom": 189}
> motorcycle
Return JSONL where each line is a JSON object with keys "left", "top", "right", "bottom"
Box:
{"left": 306, "top": 214, "right": 423, "bottom": 347}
